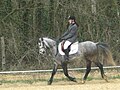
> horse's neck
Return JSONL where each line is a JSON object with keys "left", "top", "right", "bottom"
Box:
{"left": 44, "top": 38, "right": 56, "bottom": 55}
{"left": 49, "top": 41, "right": 56, "bottom": 47}
{"left": 44, "top": 38, "right": 56, "bottom": 47}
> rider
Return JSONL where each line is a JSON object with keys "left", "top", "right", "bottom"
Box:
{"left": 58, "top": 15, "right": 79, "bottom": 61}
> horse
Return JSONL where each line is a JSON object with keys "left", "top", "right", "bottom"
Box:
{"left": 38, "top": 37, "right": 115, "bottom": 85}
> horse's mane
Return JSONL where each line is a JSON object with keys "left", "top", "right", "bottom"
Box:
{"left": 43, "top": 37, "right": 54, "bottom": 42}
{"left": 43, "top": 37, "right": 56, "bottom": 48}
{"left": 43, "top": 37, "right": 55, "bottom": 42}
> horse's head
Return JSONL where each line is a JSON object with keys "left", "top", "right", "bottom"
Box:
{"left": 38, "top": 38, "right": 48, "bottom": 54}
{"left": 38, "top": 37, "right": 56, "bottom": 54}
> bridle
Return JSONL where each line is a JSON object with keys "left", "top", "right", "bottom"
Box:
{"left": 38, "top": 38, "right": 50, "bottom": 54}
{"left": 39, "top": 38, "right": 46, "bottom": 54}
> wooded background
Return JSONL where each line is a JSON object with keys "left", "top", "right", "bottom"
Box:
{"left": 0, "top": 0, "right": 120, "bottom": 71}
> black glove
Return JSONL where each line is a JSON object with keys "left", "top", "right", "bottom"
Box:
{"left": 59, "top": 37, "right": 64, "bottom": 42}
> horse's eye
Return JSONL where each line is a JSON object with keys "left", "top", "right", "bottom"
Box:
{"left": 39, "top": 42, "right": 41, "bottom": 46}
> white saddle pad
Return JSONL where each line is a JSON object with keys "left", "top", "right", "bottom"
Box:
{"left": 58, "top": 41, "right": 78, "bottom": 55}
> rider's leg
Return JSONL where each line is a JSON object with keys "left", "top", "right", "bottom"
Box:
{"left": 64, "top": 47, "right": 70, "bottom": 61}
{"left": 60, "top": 40, "right": 72, "bottom": 61}
{"left": 63, "top": 41, "right": 72, "bottom": 61}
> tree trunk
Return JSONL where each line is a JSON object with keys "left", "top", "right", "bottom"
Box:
{"left": 1, "top": 36, "right": 6, "bottom": 71}
{"left": 91, "top": 0, "right": 96, "bottom": 15}
{"left": 33, "top": 0, "right": 37, "bottom": 39}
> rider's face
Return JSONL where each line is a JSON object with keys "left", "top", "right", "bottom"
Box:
{"left": 68, "top": 19, "right": 74, "bottom": 24}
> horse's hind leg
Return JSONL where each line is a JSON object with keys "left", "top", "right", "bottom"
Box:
{"left": 48, "top": 63, "right": 58, "bottom": 85}
{"left": 95, "top": 62, "right": 108, "bottom": 82}
{"left": 62, "top": 62, "right": 77, "bottom": 82}
{"left": 82, "top": 60, "right": 91, "bottom": 84}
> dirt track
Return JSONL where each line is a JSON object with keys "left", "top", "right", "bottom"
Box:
{"left": 0, "top": 70, "right": 120, "bottom": 90}
{"left": 0, "top": 79, "right": 120, "bottom": 90}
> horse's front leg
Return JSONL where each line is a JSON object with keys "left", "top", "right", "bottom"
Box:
{"left": 48, "top": 63, "right": 58, "bottom": 85}
{"left": 62, "top": 62, "right": 77, "bottom": 82}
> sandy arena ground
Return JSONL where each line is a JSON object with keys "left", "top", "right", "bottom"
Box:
{"left": 0, "top": 70, "right": 120, "bottom": 90}
{"left": 0, "top": 79, "right": 120, "bottom": 90}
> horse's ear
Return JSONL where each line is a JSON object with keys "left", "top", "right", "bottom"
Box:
{"left": 39, "top": 37, "right": 43, "bottom": 41}
{"left": 41, "top": 37, "right": 43, "bottom": 41}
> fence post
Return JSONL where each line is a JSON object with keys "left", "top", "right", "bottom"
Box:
{"left": 1, "top": 36, "right": 6, "bottom": 70}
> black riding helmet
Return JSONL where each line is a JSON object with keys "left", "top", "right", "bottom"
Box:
{"left": 68, "top": 16, "right": 76, "bottom": 20}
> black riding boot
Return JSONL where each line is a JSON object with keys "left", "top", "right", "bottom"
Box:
{"left": 64, "top": 47, "right": 70, "bottom": 62}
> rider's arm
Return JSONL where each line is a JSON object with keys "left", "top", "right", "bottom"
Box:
{"left": 61, "top": 25, "right": 77, "bottom": 40}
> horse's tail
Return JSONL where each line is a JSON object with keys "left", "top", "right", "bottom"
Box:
{"left": 96, "top": 42, "right": 116, "bottom": 66}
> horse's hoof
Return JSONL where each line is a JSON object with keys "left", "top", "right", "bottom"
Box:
{"left": 72, "top": 78, "right": 77, "bottom": 82}
{"left": 47, "top": 81, "right": 52, "bottom": 85}
{"left": 103, "top": 75, "right": 108, "bottom": 82}
{"left": 81, "top": 80, "right": 85, "bottom": 84}
{"left": 69, "top": 77, "right": 77, "bottom": 82}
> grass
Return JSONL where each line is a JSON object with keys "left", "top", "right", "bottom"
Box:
{"left": 111, "top": 75, "right": 120, "bottom": 79}
{"left": 0, "top": 78, "right": 47, "bottom": 84}
{"left": 0, "top": 71, "right": 120, "bottom": 85}
{"left": 0, "top": 75, "right": 120, "bottom": 85}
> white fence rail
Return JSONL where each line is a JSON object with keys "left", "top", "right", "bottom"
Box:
{"left": 0, "top": 66, "right": 120, "bottom": 74}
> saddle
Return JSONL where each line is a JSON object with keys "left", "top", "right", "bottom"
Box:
{"left": 58, "top": 41, "right": 78, "bottom": 55}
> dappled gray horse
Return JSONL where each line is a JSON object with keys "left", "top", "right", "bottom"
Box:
{"left": 38, "top": 37, "right": 115, "bottom": 85}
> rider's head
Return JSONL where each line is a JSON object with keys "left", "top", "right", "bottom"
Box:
{"left": 68, "top": 16, "right": 76, "bottom": 24}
